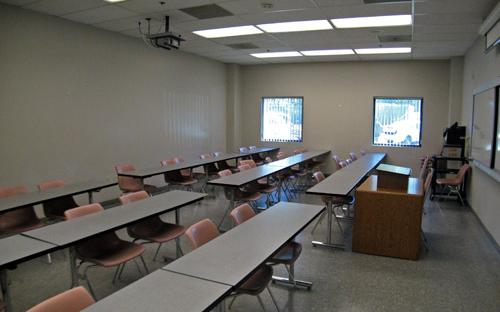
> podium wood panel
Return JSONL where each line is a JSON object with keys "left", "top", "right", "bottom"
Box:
{"left": 352, "top": 175, "right": 424, "bottom": 260}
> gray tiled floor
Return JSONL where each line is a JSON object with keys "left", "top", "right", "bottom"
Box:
{"left": 5, "top": 186, "right": 500, "bottom": 311}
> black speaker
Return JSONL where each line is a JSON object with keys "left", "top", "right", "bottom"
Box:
{"left": 445, "top": 126, "right": 466, "bottom": 145}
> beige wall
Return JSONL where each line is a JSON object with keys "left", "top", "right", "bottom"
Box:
{"left": 238, "top": 60, "right": 451, "bottom": 174}
{"left": 461, "top": 37, "right": 500, "bottom": 244}
{"left": 0, "top": 5, "right": 227, "bottom": 202}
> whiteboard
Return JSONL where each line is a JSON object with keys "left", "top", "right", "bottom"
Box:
{"left": 471, "top": 87, "right": 496, "bottom": 167}
{"left": 496, "top": 87, "right": 500, "bottom": 171}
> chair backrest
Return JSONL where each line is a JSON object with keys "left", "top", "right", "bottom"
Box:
{"left": 115, "top": 163, "right": 144, "bottom": 192}
{"left": 64, "top": 203, "right": 103, "bottom": 220}
{"left": 313, "top": 171, "right": 325, "bottom": 184}
{"left": 218, "top": 169, "right": 232, "bottom": 177}
{"left": 348, "top": 152, "right": 357, "bottom": 161}
{"left": 456, "top": 163, "right": 471, "bottom": 181}
{"left": 424, "top": 168, "right": 433, "bottom": 196}
{"left": 360, "top": 150, "right": 366, "bottom": 156}
{"left": 37, "top": 180, "right": 65, "bottom": 191}
{"left": 339, "top": 160, "right": 348, "bottom": 168}
{"left": 249, "top": 146, "right": 256, "bottom": 150}
{"left": 265, "top": 156, "right": 273, "bottom": 163}
{"left": 418, "top": 156, "right": 430, "bottom": 180}
{"left": 238, "top": 164, "right": 251, "bottom": 171}
{"left": 332, "top": 155, "right": 342, "bottom": 169}
{"left": 213, "top": 151, "right": 223, "bottom": 157}
{"left": 161, "top": 159, "right": 177, "bottom": 166}
{"left": 119, "top": 191, "right": 148, "bottom": 205}
{"left": 184, "top": 219, "right": 220, "bottom": 250}
{"left": 345, "top": 158, "right": 353, "bottom": 164}
{"left": 200, "top": 153, "right": 212, "bottom": 160}
{"left": 240, "top": 159, "right": 256, "bottom": 168}
{"left": 0, "top": 186, "right": 40, "bottom": 234}
{"left": 26, "top": 286, "right": 95, "bottom": 312}
{"left": 229, "top": 203, "right": 255, "bottom": 225}
{"left": 239, "top": 147, "right": 249, "bottom": 153}
{"left": 0, "top": 185, "right": 28, "bottom": 198}
{"left": 276, "top": 152, "right": 287, "bottom": 160}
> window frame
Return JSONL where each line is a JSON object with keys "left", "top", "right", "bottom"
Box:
{"left": 260, "top": 96, "right": 304, "bottom": 143}
{"left": 372, "top": 96, "right": 424, "bottom": 148}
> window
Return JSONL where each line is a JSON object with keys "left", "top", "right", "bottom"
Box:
{"left": 261, "top": 97, "right": 303, "bottom": 142}
{"left": 373, "top": 97, "right": 423, "bottom": 147}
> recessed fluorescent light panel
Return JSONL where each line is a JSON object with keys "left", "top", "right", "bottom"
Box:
{"left": 355, "top": 47, "right": 411, "bottom": 54}
{"left": 257, "top": 20, "right": 333, "bottom": 33}
{"left": 301, "top": 49, "right": 355, "bottom": 56}
{"left": 104, "top": 0, "right": 127, "bottom": 3}
{"left": 251, "top": 51, "right": 302, "bottom": 58}
{"left": 193, "top": 26, "right": 262, "bottom": 38}
{"left": 331, "top": 14, "right": 412, "bottom": 28}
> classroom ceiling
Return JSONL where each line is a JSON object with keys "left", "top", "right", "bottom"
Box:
{"left": 3, "top": 0, "right": 497, "bottom": 64}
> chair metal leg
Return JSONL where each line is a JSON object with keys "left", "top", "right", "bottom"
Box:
{"left": 311, "top": 211, "right": 326, "bottom": 234}
{"left": 153, "top": 244, "right": 162, "bottom": 261}
{"left": 228, "top": 295, "right": 238, "bottom": 309}
{"left": 112, "top": 264, "right": 122, "bottom": 284}
{"left": 139, "top": 256, "right": 149, "bottom": 274}
{"left": 267, "top": 286, "right": 280, "bottom": 312}
{"left": 82, "top": 265, "right": 97, "bottom": 299}
{"left": 117, "top": 262, "right": 126, "bottom": 281}
{"left": 272, "top": 263, "right": 312, "bottom": 290}
{"left": 46, "top": 253, "right": 52, "bottom": 264}
{"left": 256, "top": 295, "right": 266, "bottom": 311}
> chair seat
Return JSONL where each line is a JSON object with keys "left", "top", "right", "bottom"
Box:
{"left": 259, "top": 185, "right": 277, "bottom": 194}
{"left": 241, "top": 192, "right": 263, "bottom": 202}
{"left": 269, "top": 241, "right": 302, "bottom": 264}
{"left": 139, "top": 223, "right": 185, "bottom": 243}
{"left": 84, "top": 241, "right": 145, "bottom": 267}
{"left": 0, "top": 218, "right": 43, "bottom": 235}
{"left": 237, "top": 265, "right": 273, "bottom": 295}
{"left": 436, "top": 177, "right": 460, "bottom": 185}
{"left": 143, "top": 184, "right": 159, "bottom": 194}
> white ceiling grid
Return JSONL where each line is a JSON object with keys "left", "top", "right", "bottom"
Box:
{"left": 1, "top": 0, "right": 497, "bottom": 64}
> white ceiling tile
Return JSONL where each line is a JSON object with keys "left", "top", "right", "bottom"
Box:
{"left": 120, "top": 28, "right": 143, "bottom": 38}
{"left": 176, "top": 16, "right": 248, "bottom": 32}
{"left": 413, "top": 32, "right": 478, "bottom": 42}
{"left": 414, "top": 13, "right": 483, "bottom": 25}
{"left": 313, "top": 0, "right": 364, "bottom": 7}
{"left": 239, "top": 8, "right": 327, "bottom": 24}
{"left": 414, "top": 23, "right": 481, "bottom": 34}
{"left": 115, "top": 0, "right": 230, "bottom": 13}
{"left": 23, "top": 0, "right": 105, "bottom": 16}
{"left": 415, "top": 0, "right": 494, "bottom": 16}
{"left": 62, "top": 5, "right": 138, "bottom": 25}
{"left": 94, "top": 15, "right": 158, "bottom": 32}
{"left": 321, "top": 2, "right": 411, "bottom": 18}
{"left": 219, "top": 0, "right": 316, "bottom": 15}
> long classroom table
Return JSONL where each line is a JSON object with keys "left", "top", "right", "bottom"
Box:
{"left": 0, "top": 178, "right": 117, "bottom": 214}
{"left": 208, "top": 150, "right": 330, "bottom": 228}
{"left": 22, "top": 190, "right": 206, "bottom": 289}
{"left": 0, "top": 235, "right": 58, "bottom": 312}
{"left": 306, "top": 152, "right": 386, "bottom": 249}
{"left": 118, "top": 148, "right": 279, "bottom": 179}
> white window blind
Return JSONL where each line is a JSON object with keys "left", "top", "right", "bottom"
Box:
{"left": 261, "top": 97, "right": 303, "bottom": 142}
{"left": 373, "top": 97, "right": 423, "bottom": 147}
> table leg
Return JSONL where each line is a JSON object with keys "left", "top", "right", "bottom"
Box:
{"left": 312, "top": 199, "right": 345, "bottom": 250}
{"left": 0, "top": 269, "right": 12, "bottom": 312}
{"left": 69, "top": 247, "right": 79, "bottom": 287}
{"left": 175, "top": 208, "right": 182, "bottom": 258}
{"left": 277, "top": 175, "right": 283, "bottom": 203}
{"left": 218, "top": 188, "right": 234, "bottom": 231}
{"left": 88, "top": 191, "right": 94, "bottom": 203}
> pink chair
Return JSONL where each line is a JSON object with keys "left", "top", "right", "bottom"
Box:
{"left": 332, "top": 155, "right": 343, "bottom": 170}
{"left": 119, "top": 191, "right": 185, "bottom": 261}
{"left": 418, "top": 156, "right": 430, "bottom": 181}
{"left": 436, "top": 163, "right": 470, "bottom": 205}
{"left": 161, "top": 159, "right": 198, "bottom": 191}
{"left": 64, "top": 204, "right": 148, "bottom": 297}
{"left": 37, "top": 180, "right": 78, "bottom": 220}
{"left": 230, "top": 204, "right": 308, "bottom": 289}
{"left": 184, "top": 219, "right": 279, "bottom": 311}
{"left": 348, "top": 152, "right": 357, "bottom": 161}
{"left": 115, "top": 163, "right": 158, "bottom": 194}
{"left": 213, "top": 151, "right": 239, "bottom": 173}
{"left": 0, "top": 186, "right": 43, "bottom": 235}
{"left": 26, "top": 286, "right": 95, "bottom": 312}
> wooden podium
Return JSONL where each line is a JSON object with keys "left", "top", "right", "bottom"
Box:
{"left": 376, "top": 164, "right": 411, "bottom": 190}
{"left": 352, "top": 175, "right": 424, "bottom": 260}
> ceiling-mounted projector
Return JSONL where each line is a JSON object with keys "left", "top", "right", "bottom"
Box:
{"left": 139, "top": 16, "right": 185, "bottom": 50}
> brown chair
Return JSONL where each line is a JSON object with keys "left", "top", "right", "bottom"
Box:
{"left": 238, "top": 165, "right": 277, "bottom": 208}
{"left": 119, "top": 191, "right": 185, "bottom": 261}
{"left": 184, "top": 219, "right": 279, "bottom": 311}
{"left": 115, "top": 163, "right": 158, "bottom": 194}
{"left": 26, "top": 286, "right": 95, "bottom": 312}
{"left": 230, "top": 204, "right": 309, "bottom": 289}
{"left": 436, "top": 163, "right": 470, "bottom": 205}
{"left": 216, "top": 170, "right": 263, "bottom": 228}
{"left": 37, "top": 180, "right": 78, "bottom": 220}
{"left": 64, "top": 204, "right": 148, "bottom": 297}
{"left": 213, "top": 151, "right": 239, "bottom": 173}
{"left": 161, "top": 159, "right": 198, "bottom": 191}
{"left": 332, "top": 155, "right": 343, "bottom": 170}
{"left": 0, "top": 186, "right": 43, "bottom": 235}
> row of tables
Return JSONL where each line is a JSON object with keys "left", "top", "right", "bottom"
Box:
{"left": 84, "top": 202, "right": 325, "bottom": 312}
